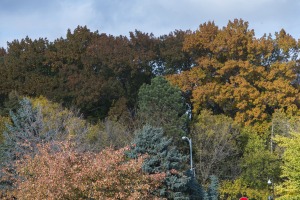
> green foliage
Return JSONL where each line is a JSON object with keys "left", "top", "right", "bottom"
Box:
{"left": 219, "top": 178, "right": 269, "bottom": 199}
{"left": 0, "top": 19, "right": 299, "bottom": 200}
{"left": 186, "top": 174, "right": 206, "bottom": 200}
{"left": 128, "top": 125, "right": 192, "bottom": 199}
{"left": 138, "top": 76, "right": 188, "bottom": 143}
{"left": 192, "top": 110, "right": 241, "bottom": 183}
{"left": 30, "top": 96, "right": 134, "bottom": 151}
{"left": 0, "top": 91, "right": 20, "bottom": 116}
{"left": 275, "top": 129, "right": 300, "bottom": 199}
{"left": 156, "top": 30, "right": 194, "bottom": 75}
{"left": 0, "top": 98, "right": 46, "bottom": 192}
{"left": 240, "top": 127, "right": 281, "bottom": 190}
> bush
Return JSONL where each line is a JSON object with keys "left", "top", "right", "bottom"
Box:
{"left": 9, "top": 142, "right": 165, "bottom": 199}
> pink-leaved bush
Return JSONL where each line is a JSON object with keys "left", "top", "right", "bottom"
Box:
{"left": 8, "top": 142, "right": 165, "bottom": 199}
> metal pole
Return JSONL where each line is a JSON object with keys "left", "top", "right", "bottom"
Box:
{"left": 271, "top": 120, "right": 273, "bottom": 154}
{"left": 182, "top": 136, "right": 195, "bottom": 177}
{"left": 189, "top": 138, "right": 193, "bottom": 173}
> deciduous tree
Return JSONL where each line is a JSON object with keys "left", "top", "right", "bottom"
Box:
{"left": 167, "top": 19, "right": 300, "bottom": 125}
{"left": 10, "top": 142, "right": 165, "bottom": 199}
{"left": 192, "top": 110, "right": 241, "bottom": 184}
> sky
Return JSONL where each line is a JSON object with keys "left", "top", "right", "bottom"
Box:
{"left": 1, "top": 0, "right": 300, "bottom": 49}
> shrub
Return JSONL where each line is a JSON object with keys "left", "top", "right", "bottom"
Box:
{"left": 9, "top": 142, "right": 165, "bottom": 199}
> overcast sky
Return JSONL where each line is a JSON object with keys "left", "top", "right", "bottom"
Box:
{"left": 1, "top": 0, "right": 300, "bottom": 48}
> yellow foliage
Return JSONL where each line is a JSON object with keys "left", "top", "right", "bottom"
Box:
{"left": 219, "top": 178, "right": 269, "bottom": 199}
{"left": 0, "top": 116, "right": 11, "bottom": 143}
{"left": 274, "top": 129, "right": 300, "bottom": 199}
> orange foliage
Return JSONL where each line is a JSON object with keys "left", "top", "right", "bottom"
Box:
{"left": 167, "top": 19, "right": 300, "bottom": 125}
{"left": 7, "top": 142, "right": 165, "bottom": 199}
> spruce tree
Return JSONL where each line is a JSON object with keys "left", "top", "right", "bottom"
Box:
{"left": 1, "top": 98, "right": 44, "bottom": 163}
{"left": 128, "top": 125, "right": 193, "bottom": 199}
{"left": 207, "top": 175, "right": 219, "bottom": 200}
{"left": 0, "top": 98, "right": 45, "bottom": 190}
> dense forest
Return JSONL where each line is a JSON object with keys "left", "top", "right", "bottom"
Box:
{"left": 0, "top": 18, "right": 299, "bottom": 199}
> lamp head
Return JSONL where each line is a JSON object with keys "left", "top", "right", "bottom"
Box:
{"left": 267, "top": 179, "right": 272, "bottom": 185}
{"left": 182, "top": 136, "right": 187, "bottom": 140}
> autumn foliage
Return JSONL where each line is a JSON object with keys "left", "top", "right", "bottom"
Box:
{"left": 167, "top": 19, "right": 299, "bottom": 124}
{"left": 1, "top": 18, "right": 300, "bottom": 199}
{"left": 7, "top": 142, "right": 164, "bottom": 199}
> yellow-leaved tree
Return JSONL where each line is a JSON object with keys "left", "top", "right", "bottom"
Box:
{"left": 275, "top": 130, "right": 300, "bottom": 199}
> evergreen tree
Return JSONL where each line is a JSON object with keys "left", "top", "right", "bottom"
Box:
{"left": 207, "top": 175, "right": 219, "bottom": 200}
{"left": 185, "top": 170, "right": 206, "bottom": 200}
{"left": 137, "top": 76, "right": 188, "bottom": 144}
{"left": 1, "top": 98, "right": 44, "bottom": 162}
{"left": 0, "top": 98, "right": 45, "bottom": 191}
{"left": 127, "top": 125, "right": 191, "bottom": 199}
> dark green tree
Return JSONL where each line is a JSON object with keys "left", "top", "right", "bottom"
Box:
{"left": 0, "top": 90, "right": 21, "bottom": 116}
{"left": 137, "top": 76, "right": 188, "bottom": 143}
{"left": 156, "top": 30, "right": 194, "bottom": 75}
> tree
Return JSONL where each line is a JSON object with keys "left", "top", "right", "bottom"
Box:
{"left": 207, "top": 175, "right": 219, "bottom": 200}
{"left": 0, "top": 90, "right": 21, "bottom": 116}
{"left": 9, "top": 142, "right": 165, "bottom": 199}
{"left": 0, "top": 27, "right": 159, "bottom": 122}
{"left": 138, "top": 76, "right": 188, "bottom": 142}
{"left": 192, "top": 110, "right": 241, "bottom": 184}
{"left": 0, "top": 98, "right": 45, "bottom": 193}
{"left": 2, "top": 37, "right": 54, "bottom": 97}
{"left": 240, "top": 127, "right": 281, "bottom": 190}
{"left": 274, "top": 120, "right": 300, "bottom": 199}
{"left": 0, "top": 97, "right": 91, "bottom": 191}
{"left": 127, "top": 125, "right": 193, "bottom": 199}
{"left": 1, "top": 98, "right": 44, "bottom": 162}
{"left": 167, "top": 19, "right": 300, "bottom": 125}
{"left": 274, "top": 131, "right": 300, "bottom": 199}
{"left": 156, "top": 30, "right": 194, "bottom": 75}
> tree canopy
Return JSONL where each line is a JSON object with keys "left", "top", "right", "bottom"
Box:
{"left": 167, "top": 19, "right": 300, "bottom": 125}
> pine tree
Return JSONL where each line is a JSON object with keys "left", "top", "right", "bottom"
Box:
{"left": 127, "top": 125, "right": 191, "bottom": 199}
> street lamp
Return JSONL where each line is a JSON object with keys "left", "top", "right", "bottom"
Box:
{"left": 182, "top": 136, "right": 195, "bottom": 177}
{"left": 268, "top": 179, "right": 275, "bottom": 200}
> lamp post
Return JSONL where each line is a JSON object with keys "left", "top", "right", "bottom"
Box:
{"left": 268, "top": 121, "right": 275, "bottom": 199}
{"left": 268, "top": 179, "right": 275, "bottom": 200}
{"left": 182, "top": 136, "right": 195, "bottom": 177}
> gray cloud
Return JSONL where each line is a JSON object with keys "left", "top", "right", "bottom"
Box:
{"left": 0, "top": 0, "right": 300, "bottom": 48}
